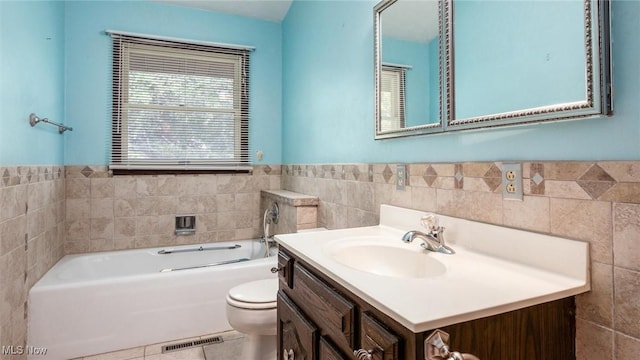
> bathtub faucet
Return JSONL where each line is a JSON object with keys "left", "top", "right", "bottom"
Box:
{"left": 262, "top": 202, "right": 280, "bottom": 257}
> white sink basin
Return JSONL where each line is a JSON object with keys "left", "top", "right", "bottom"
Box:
{"left": 326, "top": 237, "right": 446, "bottom": 278}
{"left": 276, "top": 205, "right": 590, "bottom": 332}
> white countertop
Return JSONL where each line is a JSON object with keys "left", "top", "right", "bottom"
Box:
{"left": 275, "top": 205, "right": 590, "bottom": 332}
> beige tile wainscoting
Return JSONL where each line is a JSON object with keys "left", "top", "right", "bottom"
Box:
{"left": 1, "top": 162, "right": 639, "bottom": 359}
{"left": 0, "top": 166, "right": 65, "bottom": 359}
{"left": 282, "top": 162, "right": 640, "bottom": 360}
{"left": 64, "top": 165, "right": 282, "bottom": 253}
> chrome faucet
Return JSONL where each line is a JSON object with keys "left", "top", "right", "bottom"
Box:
{"left": 402, "top": 214, "right": 455, "bottom": 254}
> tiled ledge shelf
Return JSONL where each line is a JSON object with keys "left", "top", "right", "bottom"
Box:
{"left": 261, "top": 189, "right": 319, "bottom": 234}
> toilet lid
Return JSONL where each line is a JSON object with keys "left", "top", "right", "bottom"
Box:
{"left": 227, "top": 278, "right": 278, "bottom": 309}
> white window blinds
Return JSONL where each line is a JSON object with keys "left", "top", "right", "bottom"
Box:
{"left": 109, "top": 32, "right": 251, "bottom": 171}
{"left": 380, "top": 65, "right": 406, "bottom": 132}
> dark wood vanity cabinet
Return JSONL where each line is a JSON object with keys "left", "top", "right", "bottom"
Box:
{"left": 277, "top": 249, "right": 576, "bottom": 360}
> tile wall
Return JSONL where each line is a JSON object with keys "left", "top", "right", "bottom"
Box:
{"left": 282, "top": 161, "right": 640, "bottom": 359}
{"left": 1, "top": 161, "right": 637, "bottom": 359}
{"left": 0, "top": 166, "right": 65, "bottom": 360}
{"left": 64, "top": 165, "right": 281, "bottom": 253}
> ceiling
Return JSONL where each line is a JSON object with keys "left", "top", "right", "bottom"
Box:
{"left": 382, "top": 0, "right": 439, "bottom": 43}
{"left": 155, "top": 0, "right": 293, "bottom": 22}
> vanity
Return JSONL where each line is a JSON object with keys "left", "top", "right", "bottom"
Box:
{"left": 274, "top": 205, "right": 590, "bottom": 360}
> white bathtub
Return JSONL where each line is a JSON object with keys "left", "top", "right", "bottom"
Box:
{"left": 28, "top": 239, "right": 277, "bottom": 360}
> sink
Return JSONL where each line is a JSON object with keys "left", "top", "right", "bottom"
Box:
{"left": 326, "top": 237, "right": 447, "bottom": 279}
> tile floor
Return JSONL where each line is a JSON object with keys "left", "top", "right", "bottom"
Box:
{"left": 72, "top": 331, "right": 245, "bottom": 360}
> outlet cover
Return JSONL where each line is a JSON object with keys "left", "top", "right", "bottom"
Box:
{"left": 396, "top": 164, "right": 406, "bottom": 190}
{"left": 502, "top": 163, "right": 523, "bottom": 200}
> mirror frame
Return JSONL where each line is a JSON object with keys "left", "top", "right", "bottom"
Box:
{"left": 374, "top": 0, "right": 447, "bottom": 139}
{"left": 445, "top": 0, "right": 612, "bottom": 130}
{"left": 374, "top": 0, "right": 612, "bottom": 139}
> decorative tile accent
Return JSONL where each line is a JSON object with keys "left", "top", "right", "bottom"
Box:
{"left": 483, "top": 177, "right": 502, "bottom": 192}
{"left": 577, "top": 164, "right": 616, "bottom": 199}
{"left": 580, "top": 164, "right": 616, "bottom": 182}
{"left": 482, "top": 164, "right": 502, "bottom": 192}
{"left": 484, "top": 163, "right": 502, "bottom": 178}
{"left": 423, "top": 165, "right": 438, "bottom": 187}
{"left": 530, "top": 163, "right": 545, "bottom": 195}
{"left": 578, "top": 180, "right": 616, "bottom": 200}
{"left": 382, "top": 165, "right": 393, "bottom": 184}
{"left": 599, "top": 162, "right": 640, "bottom": 183}
{"left": 454, "top": 164, "right": 463, "bottom": 189}
{"left": 81, "top": 166, "right": 94, "bottom": 178}
{"left": 532, "top": 173, "right": 544, "bottom": 185}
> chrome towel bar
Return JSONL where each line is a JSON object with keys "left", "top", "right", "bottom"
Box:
{"left": 29, "top": 113, "right": 73, "bottom": 134}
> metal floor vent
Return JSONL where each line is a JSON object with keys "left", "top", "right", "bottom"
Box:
{"left": 162, "top": 336, "right": 223, "bottom": 353}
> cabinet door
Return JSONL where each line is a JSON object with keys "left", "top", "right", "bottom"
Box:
{"left": 360, "top": 312, "right": 400, "bottom": 360}
{"left": 278, "top": 291, "right": 318, "bottom": 360}
{"left": 319, "top": 337, "right": 349, "bottom": 360}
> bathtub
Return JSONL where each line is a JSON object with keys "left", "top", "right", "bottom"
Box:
{"left": 28, "top": 239, "right": 277, "bottom": 360}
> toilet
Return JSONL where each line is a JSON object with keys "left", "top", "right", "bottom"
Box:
{"left": 225, "top": 278, "right": 279, "bottom": 360}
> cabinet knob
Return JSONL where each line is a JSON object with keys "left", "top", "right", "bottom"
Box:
{"left": 353, "top": 349, "right": 373, "bottom": 360}
{"left": 425, "top": 329, "right": 480, "bottom": 360}
{"left": 283, "top": 348, "right": 294, "bottom": 360}
{"left": 271, "top": 266, "right": 284, "bottom": 273}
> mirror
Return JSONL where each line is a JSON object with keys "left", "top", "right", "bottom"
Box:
{"left": 374, "top": 0, "right": 612, "bottom": 139}
{"left": 374, "top": 0, "right": 444, "bottom": 139}
{"left": 446, "top": 0, "right": 612, "bottom": 129}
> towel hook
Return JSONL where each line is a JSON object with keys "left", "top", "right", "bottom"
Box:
{"left": 29, "top": 113, "right": 73, "bottom": 134}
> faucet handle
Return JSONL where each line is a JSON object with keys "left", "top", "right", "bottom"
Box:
{"left": 421, "top": 213, "right": 440, "bottom": 232}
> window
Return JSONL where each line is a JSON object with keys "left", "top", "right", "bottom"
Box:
{"left": 109, "top": 33, "right": 251, "bottom": 171}
{"left": 380, "top": 65, "right": 406, "bottom": 132}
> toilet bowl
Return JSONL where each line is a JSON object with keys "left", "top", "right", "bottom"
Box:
{"left": 226, "top": 278, "right": 278, "bottom": 360}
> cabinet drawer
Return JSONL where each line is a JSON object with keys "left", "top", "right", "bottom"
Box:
{"left": 278, "top": 291, "right": 318, "bottom": 360}
{"left": 292, "top": 263, "right": 356, "bottom": 350}
{"left": 361, "top": 312, "right": 400, "bottom": 360}
{"left": 319, "top": 337, "right": 349, "bottom": 360}
{"left": 278, "top": 251, "right": 294, "bottom": 289}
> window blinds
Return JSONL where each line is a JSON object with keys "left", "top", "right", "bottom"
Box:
{"left": 380, "top": 65, "right": 406, "bottom": 132}
{"left": 109, "top": 32, "right": 251, "bottom": 171}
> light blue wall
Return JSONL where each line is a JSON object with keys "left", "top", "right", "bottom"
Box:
{"left": 4, "top": 1, "right": 638, "bottom": 166}
{"left": 282, "top": 0, "right": 375, "bottom": 163}
{"left": 282, "top": 0, "right": 640, "bottom": 163}
{"left": 64, "top": 1, "right": 282, "bottom": 165}
{"left": 0, "top": 0, "right": 65, "bottom": 166}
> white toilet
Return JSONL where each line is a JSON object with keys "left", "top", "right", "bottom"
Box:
{"left": 226, "top": 278, "right": 279, "bottom": 360}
